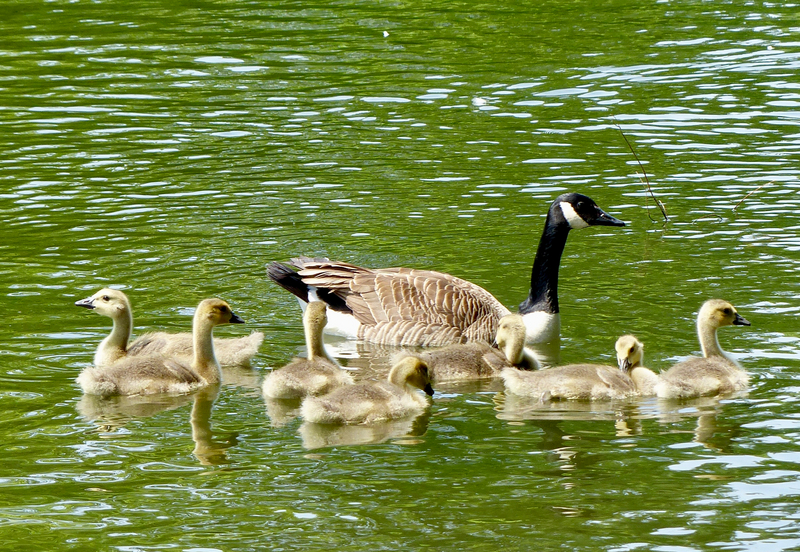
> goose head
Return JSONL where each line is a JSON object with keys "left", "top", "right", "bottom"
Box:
{"left": 195, "top": 298, "right": 245, "bottom": 326}
{"left": 389, "top": 356, "right": 435, "bottom": 396}
{"left": 553, "top": 193, "right": 626, "bottom": 230}
{"left": 615, "top": 334, "right": 644, "bottom": 374}
{"left": 699, "top": 299, "right": 750, "bottom": 329}
{"left": 75, "top": 288, "right": 131, "bottom": 319}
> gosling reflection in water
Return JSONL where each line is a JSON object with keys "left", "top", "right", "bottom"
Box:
{"left": 299, "top": 411, "right": 430, "bottom": 450}
{"left": 76, "top": 386, "right": 237, "bottom": 465}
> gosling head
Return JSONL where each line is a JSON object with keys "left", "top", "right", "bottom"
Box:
{"left": 496, "top": 313, "right": 527, "bottom": 364}
{"left": 303, "top": 301, "right": 329, "bottom": 329}
{"left": 75, "top": 288, "right": 131, "bottom": 319}
{"left": 553, "top": 193, "right": 626, "bottom": 230}
{"left": 615, "top": 335, "right": 644, "bottom": 375}
{"left": 195, "top": 298, "right": 245, "bottom": 326}
{"left": 389, "top": 356, "right": 434, "bottom": 397}
{"left": 698, "top": 299, "right": 750, "bottom": 329}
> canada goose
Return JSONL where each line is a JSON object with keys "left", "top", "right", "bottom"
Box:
{"left": 267, "top": 192, "right": 625, "bottom": 347}
{"left": 655, "top": 299, "right": 751, "bottom": 399}
{"left": 77, "top": 298, "right": 244, "bottom": 396}
{"left": 501, "top": 337, "right": 640, "bottom": 401}
{"left": 397, "top": 313, "right": 539, "bottom": 383}
{"left": 75, "top": 288, "right": 263, "bottom": 367}
{"left": 300, "top": 356, "right": 435, "bottom": 425}
{"left": 261, "top": 301, "right": 354, "bottom": 399}
{"left": 615, "top": 335, "right": 659, "bottom": 396}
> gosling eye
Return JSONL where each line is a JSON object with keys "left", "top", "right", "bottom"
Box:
{"left": 629, "top": 347, "right": 635, "bottom": 354}
{"left": 219, "top": 305, "right": 229, "bottom": 313}
{"left": 102, "top": 295, "right": 110, "bottom": 301}
{"left": 723, "top": 308, "right": 732, "bottom": 315}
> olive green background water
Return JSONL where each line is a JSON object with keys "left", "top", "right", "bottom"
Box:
{"left": 2, "top": 0, "right": 800, "bottom": 550}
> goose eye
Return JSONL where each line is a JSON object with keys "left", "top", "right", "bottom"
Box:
{"left": 576, "top": 201, "right": 585, "bottom": 210}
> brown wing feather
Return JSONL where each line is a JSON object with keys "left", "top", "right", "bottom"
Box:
{"left": 280, "top": 259, "right": 511, "bottom": 346}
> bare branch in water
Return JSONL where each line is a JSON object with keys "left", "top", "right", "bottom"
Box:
{"left": 616, "top": 123, "right": 669, "bottom": 222}
{"left": 732, "top": 181, "right": 773, "bottom": 212}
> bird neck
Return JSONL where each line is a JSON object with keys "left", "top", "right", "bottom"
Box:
{"left": 697, "top": 319, "right": 726, "bottom": 359}
{"left": 95, "top": 308, "right": 132, "bottom": 365}
{"left": 305, "top": 319, "right": 337, "bottom": 364}
{"left": 519, "top": 217, "right": 570, "bottom": 315}
{"left": 192, "top": 315, "right": 221, "bottom": 384}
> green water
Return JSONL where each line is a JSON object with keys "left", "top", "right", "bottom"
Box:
{"left": 2, "top": 0, "right": 800, "bottom": 550}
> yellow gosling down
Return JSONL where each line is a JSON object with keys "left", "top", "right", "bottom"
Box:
{"left": 501, "top": 338, "right": 639, "bottom": 401}
{"left": 75, "top": 288, "right": 263, "bottom": 367}
{"left": 615, "top": 335, "right": 659, "bottom": 396}
{"left": 395, "top": 313, "right": 539, "bottom": 384}
{"left": 301, "top": 357, "right": 435, "bottom": 425}
{"left": 77, "top": 298, "right": 244, "bottom": 397}
{"left": 262, "top": 301, "right": 354, "bottom": 399}
{"left": 655, "top": 299, "right": 751, "bottom": 399}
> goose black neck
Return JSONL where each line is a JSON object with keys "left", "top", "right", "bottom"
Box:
{"left": 518, "top": 217, "right": 570, "bottom": 315}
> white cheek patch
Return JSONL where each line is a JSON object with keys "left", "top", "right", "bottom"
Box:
{"left": 560, "top": 202, "right": 590, "bottom": 229}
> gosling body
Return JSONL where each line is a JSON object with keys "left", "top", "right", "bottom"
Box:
{"left": 301, "top": 357, "right": 434, "bottom": 425}
{"left": 77, "top": 298, "right": 244, "bottom": 397}
{"left": 655, "top": 299, "right": 751, "bottom": 399}
{"left": 75, "top": 288, "right": 263, "bottom": 367}
{"left": 262, "top": 302, "right": 354, "bottom": 399}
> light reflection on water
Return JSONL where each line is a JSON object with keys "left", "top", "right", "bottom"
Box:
{"left": 2, "top": 0, "right": 800, "bottom": 550}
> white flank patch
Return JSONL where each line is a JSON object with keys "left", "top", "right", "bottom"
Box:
{"left": 522, "top": 311, "right": 561, "bottom": 344}
{"left": 560, "top": 201, "right": 590, "bottom": 229}
{"left": 303, "top": 288, "right": 361, "bottom": 338}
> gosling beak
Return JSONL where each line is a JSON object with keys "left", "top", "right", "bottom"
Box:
{"left": 229, "top": 312, "right": 245, "bottom": 324}
{"left": 618, "top": 358, "right": 631, "bottom": 374}
{"left": 733, "top": 312, "right": 751, "bottom": 326}
{"left": 75, "top": 296, "right": 96, "bottom": 309}
{"left": 592, "top": 207, "right": 626, "bottom": 228}
{"left": 423, "top": 383, "right": 434, "bottom": 397}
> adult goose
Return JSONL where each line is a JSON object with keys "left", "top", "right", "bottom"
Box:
{"left": 75, "top": 288, "right": 263, "bottom": 367}
{"left": 77, "top": 298, "right": 244, "bottom": 397}
{"left": 268, "top": 192, "right": 625, "bottom": 347}
{"left": 655, "top": 299, "right": 751, "bottom": 399}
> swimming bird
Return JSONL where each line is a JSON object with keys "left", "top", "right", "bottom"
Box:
{"left": 655, "top": 299, "right": 751, "bottom": 399}
{"left": 396, "top": 313, "right": 539, "bottom": 383}
{"left": 75, "top": 288, "right": 263, "bottom": 367}
{"left": 615, "top": 335, "right": 658, "bottom": 396}
{"left": 261, "top": 301, "right": 354, "bottom": 399}
{"left": 501, "top": 336, "right": 641, "bottom": 401}
{"left": 300, "top": 356, "right": 434, "bottom": 425}
{"left": 77, "top": 298, "right": 244, "bottom": 396}
{"left": 267, "top": 192, "right": 625, "bottom": 347}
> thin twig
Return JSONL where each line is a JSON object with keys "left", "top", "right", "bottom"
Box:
{"left": 732, "top": 181, "right": 773, "bottom": 212}
{"left": 615, "top": 122, "right": 669, "bottom": 222}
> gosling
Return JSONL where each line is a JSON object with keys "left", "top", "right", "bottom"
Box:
{"left": 77, "top": 298, "right": 243, "bottom": 396}
{"left": 262, "top": 301, "right": 354, "bottom": 399}
{"left": 615, "top": 335, "right": 658, "bottom": 396}
{"left": 300, "top": 356, "right": 434, "bottom": 425}
{"left": 501, "top": 336, "right": 639, "bottom": 401}
{"left": 655, "top": 299, "right": 751, "bottom": 399}
{"left": 396, "top": 313, "right": 539, "bottom": 383}
{"left": 75, "top": 288, "right": 263, "bottom": 367}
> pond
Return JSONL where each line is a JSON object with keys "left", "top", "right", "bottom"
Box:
{"left": 2, "top": 0, "right": 800, "bottom": 550}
